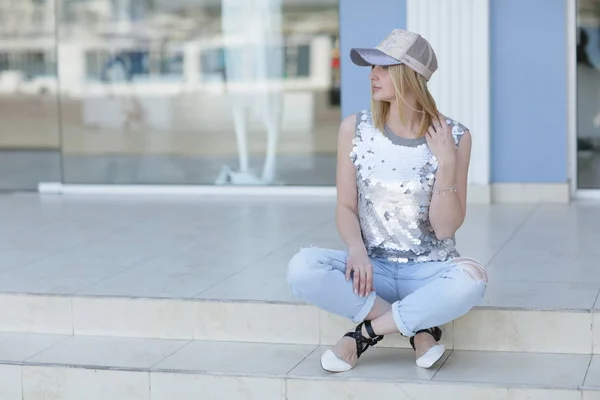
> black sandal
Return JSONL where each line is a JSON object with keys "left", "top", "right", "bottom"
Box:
{"left": 409, "top": 326, "right": 442, "bottom": 350}
{"left": 344, "top": 320, "right": 384, "bottom": 359}
{"left": 320, "top": 320, "right": 384, "bottom": 372}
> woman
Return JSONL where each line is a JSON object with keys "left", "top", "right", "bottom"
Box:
{"left": 287, "top": 29, "right": 488, "bottom": 372}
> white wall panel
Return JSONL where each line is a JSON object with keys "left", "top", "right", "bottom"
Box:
{"left": 407, "top": 0, "right": 490, "bottom": 186}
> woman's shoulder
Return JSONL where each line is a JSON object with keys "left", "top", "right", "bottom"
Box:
{"left": 341, "top": 109, "right": 371, "bottom": 124}
{"left": 440, "top": 114, "right": 469, "bottom": 145}
{"left": 340, "top": 109, "right": 373, "bottom": 135}
{"left": 441, "top": 114, "right": 469, "bottom": 132}
{"left": 339, "top": 113, "right": 357, "bottom": 134}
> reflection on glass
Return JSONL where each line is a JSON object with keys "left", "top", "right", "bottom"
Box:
{"left": 217, "top": 0, "right": 284, "bottom": 185}
{"left": 0, "top": 0, "right": 61, "bottom": 190}
{"left": 57, "top": 0, "right": 340, "bottom": 186}
{"left": 578, "top": 0, "right": 600, "bottom": 189}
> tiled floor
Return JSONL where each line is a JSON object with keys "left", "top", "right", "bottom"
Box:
{"left": 1, "top": 193, "right": 600, "bottom": 310}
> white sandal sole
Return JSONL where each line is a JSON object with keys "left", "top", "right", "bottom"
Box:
{"left": 416, "top": 344, "right": 445, "bottom": 368}
{"left": 320, "top": 349, "right": 353, "bottom": 372}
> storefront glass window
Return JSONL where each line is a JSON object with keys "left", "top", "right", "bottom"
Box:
{"left": 55, "top": 0, "right": 340, "bottom": 186}
{"left": 0, "top": 0, "right": 61, "bottom": 190}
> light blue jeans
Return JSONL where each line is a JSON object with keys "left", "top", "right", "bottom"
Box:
{"left": 287, "top": 247, "right": 488, "bottom": 337}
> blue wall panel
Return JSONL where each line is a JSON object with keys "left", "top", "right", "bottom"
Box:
{"left": 490, "top": 0, "right": 568, "bottom": 183}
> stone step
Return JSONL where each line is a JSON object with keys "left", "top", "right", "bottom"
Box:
{"left": 0, "top": 332, "right": 598, "bottom": 400}
{"left": 1, "top": 293, "right": 597, "bottom": 354}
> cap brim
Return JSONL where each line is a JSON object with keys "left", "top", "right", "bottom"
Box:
{"left": 350, "top": 48, "right": 402, "bottom": 67}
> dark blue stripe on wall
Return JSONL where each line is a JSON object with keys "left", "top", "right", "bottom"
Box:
{"left": 491, "top": 0, "right": 567, "bottom": 183}
{"left": 339, "top": 0, "right": 407, "bottom": 118}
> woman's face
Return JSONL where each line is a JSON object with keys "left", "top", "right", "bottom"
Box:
{"left": 370, "top": 65, "right": 395, "bottom": 102}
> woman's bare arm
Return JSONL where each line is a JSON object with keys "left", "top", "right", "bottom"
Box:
{"left": 335, "top": 114, "right": 364, "bottom": 250}
{"left": 335, "top": 114, "right": 375, "bottom": 297}
{"left": 428, "top": 130, "right": 471, "bottom": 239}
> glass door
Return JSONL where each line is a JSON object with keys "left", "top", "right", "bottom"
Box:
{"left": 577, "top": 0, "right": 600, "bottom": 189}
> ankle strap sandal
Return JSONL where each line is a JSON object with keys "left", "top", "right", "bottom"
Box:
{"left": 409, "top": 326, "right": 445, "bottom": 369}
{"left": 409, "top": 326, "right": 442, "bottom": 350}
{"left": 344, "top": 320, "right": 384, "bottom": 359}
{"left": 320, "top": 320, "right": 384, "bottom": 373}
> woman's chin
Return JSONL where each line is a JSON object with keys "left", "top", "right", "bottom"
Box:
{"left": 372, "top": 92, "right": 393, "bottom": 102}
{"left": 372, "top": 95, "right": 392, "bottom": 103}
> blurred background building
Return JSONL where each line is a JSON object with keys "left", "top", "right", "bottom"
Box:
{"left": 0, "top": 0, "right": 595, "bottom": 202}
{"left": 0, "top": 0, "right": 341, "bottom": 189}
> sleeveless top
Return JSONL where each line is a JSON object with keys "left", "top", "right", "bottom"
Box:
{"left": 349, "top": 110, "right": 466, "bottom": 263}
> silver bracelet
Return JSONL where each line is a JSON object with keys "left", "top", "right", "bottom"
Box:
{"left": 435, "top": 184, "right": 457, "bottom": 196}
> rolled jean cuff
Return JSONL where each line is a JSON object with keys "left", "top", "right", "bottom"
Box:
{"left": 352, "top": 291, "right": 377, "bottom": 323}
{"left": 392, "top": 303, "right": 414, "bottom": 337}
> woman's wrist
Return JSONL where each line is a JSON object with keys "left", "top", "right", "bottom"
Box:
{"left": 348, "top": 244, "right": 367, "bottom": 254}
{"left": 434, "top": 184, "right": 457, "bottom": 196}
{"left": 434, "top": 160, "right": 456, "bottom": 188}
{"left": 437, "top": 157, "right": 456, "bottom": 169}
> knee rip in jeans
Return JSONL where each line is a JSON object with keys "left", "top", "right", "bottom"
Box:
{"left": 451, "top": 257, "right": 489, "bottom": 284}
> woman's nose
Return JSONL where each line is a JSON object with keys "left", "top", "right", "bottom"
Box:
{"left": 369, "top": 66, "right": 381, "bottom": 79}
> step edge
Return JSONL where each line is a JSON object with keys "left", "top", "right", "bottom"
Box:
{"left": 0, "top": 292, "right": 595, "bottom": 313}
{"left": 3, "top": 360, "right": 595, "bottom": 392}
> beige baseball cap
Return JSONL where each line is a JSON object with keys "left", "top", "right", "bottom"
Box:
{"left": 350, "top": 29, "right": 438, "bottom": 81}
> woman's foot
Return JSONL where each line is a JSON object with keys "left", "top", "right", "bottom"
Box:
{"left": 410, "top": 327, "right": 445, "bottom": 369}
{"left": 321, "top": 336, "right": 358, "bottom": 372}
{"left": 320, "top": 321, "right": 383, "bottom": 372}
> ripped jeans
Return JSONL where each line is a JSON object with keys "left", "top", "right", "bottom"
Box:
{"left": 287, "top": 247, "right": 488, "bottom": 337}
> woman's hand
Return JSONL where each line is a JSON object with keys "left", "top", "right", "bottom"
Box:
{"left": 345, "top": 246, "right": 373, "bottom": 297}
{"left": 425, "top": 115, "right": 457, "bottom": 167}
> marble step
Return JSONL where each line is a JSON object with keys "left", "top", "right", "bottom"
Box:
{"left": 0, "top": 332, "right": 599, "bottom": 400}
{"left": 0, "top": 293, "right": 597, "bottom": 354}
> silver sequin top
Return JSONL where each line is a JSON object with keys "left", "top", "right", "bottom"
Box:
{"left": 350, "top": 110, "right": 466, "bottom": 263}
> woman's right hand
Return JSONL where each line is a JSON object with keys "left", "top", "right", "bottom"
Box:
{"left": 345, "top": 246, "right": 373, "bottom": 297}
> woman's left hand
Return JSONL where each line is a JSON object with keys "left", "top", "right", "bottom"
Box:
{"left": 425, "top": 115, "right": 457, "bottom": 166}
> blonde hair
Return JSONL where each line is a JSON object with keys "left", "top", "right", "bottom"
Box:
{"left": 371, "top": 64, "right": 439, "bottom": 137}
